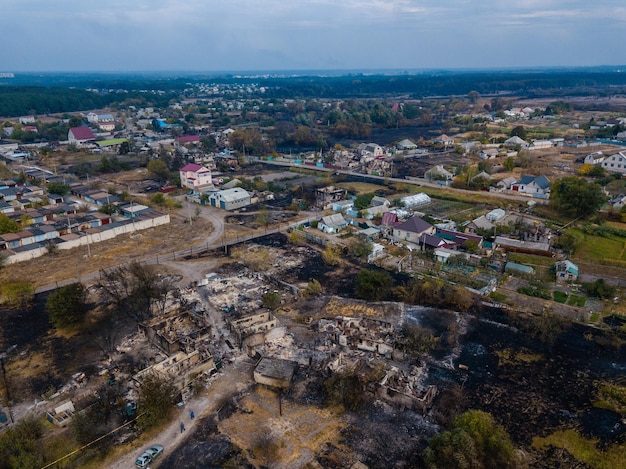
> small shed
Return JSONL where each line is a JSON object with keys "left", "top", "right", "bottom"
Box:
{"left": 253, "top": 357, "right": 297, "bottom": 389}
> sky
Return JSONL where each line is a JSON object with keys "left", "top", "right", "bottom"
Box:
{"left": 2, "top": 0, "right": 626, "bottom": 72}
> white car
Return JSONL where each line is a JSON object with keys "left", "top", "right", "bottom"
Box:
{"left": 135, "top": 444, "right": 164, "bottom": 468}
{"left": 145, "top": 444, "right": 164, "bottom": 460}
{"left": 135, "top": 453, "right": 151, "bottom": 468}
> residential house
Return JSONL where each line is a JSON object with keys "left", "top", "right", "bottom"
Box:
{"left": 425, "top": 165, "right": 454, "bottom": 182}
{"left": 68, "top": 127, "right": 95, "bottom": 145}
{"left": 436, "top": 228, "right": 483, "bottom": 249}
{"left": 319, "top": 213, "right": 348, "bottom": 233}
{"left": 179, "top": 163, "right": 213, "bottom": 190}
{"left": 609, "top": 194, "right": 626, "bottom": 209}
{"left": 391, "top": 216, "right": 435, "bottom": 246}
{"left": 356, "top": 143, "right": 384, "bottom": 159}
{"left": 503, "top": 136, "right": 528, "bottom": 148}
{"left": 511, "top": 175, "right": 550, "bottom": 198}
{"left": 554, "top": 260, "right": 578, "bottom": 282}
{"left": 601, "top": 151, "right": 626, "bottom": 175}
{"left": 331, "top": 200, "right": 354, "bottom": 213}
{"left": 98, "top": 121, "right": 116, "bottom": 132}
{"left": 495, "top": 177, "right": 518, "bottom": 191}
{"left": 584, "top": 151, "right": 605, "bottom": 165}
{"left": 176, "top": 135, "right": 200, "bottom": 146}
{"left": 434, "top": 134, "right": 454, "bottom": 146}
{"left": 315, "top": 186, "right": 348, "bottom": 209}
{"left": 396, "top": 139, "right": 417, "bottom": 151}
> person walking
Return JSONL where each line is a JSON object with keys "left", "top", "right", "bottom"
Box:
{"left": 180, "top": 421, "right": 186, "bottom": 433}
{"left": 190, "top": 411, "right": 195, "bottom": 420}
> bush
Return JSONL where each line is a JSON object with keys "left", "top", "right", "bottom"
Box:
{"left": 47, "top": 282, "right": 89, "bottom": 328}
{"left": 553, "top": 291, "right": 568, "bottom": 303}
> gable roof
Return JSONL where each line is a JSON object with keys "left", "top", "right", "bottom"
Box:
{"left": 395, "top": 216, "right": 433, "bottom": 234}
{"left": 381, "top": 212, "right": 398, "bottom": 226}
{"left": 176, "top": 135, "right": 200, "bottom": 144}
{"left": 516, "top": 175, "right": 550, "bottom": 189}
{"left": 69, "top": 127, "right": 95, "bottom": 140}
{"left": 180, "top": 163, "right": 204, "bottom": 172}
{"left": 321, "top": 213, "right": 348, "bottom": 228}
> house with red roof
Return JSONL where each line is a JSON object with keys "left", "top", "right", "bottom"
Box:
{"left": 68, "top": 127, "right": 95, "bottom": 145}
{"left": 179, "top": 163, "right": 212, "bottom": 190}
{"left": 176, "top": 135, "right": 200, "bottom": 145}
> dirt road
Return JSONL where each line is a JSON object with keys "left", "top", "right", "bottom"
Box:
{"left": 103, "top": 356, "right": 255, "bottom": 469}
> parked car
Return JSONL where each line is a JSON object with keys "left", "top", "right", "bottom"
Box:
{"left": 145, "top": 445, "right": 164, "bottom": 460}
{"left": 135, "top": 453, "right": 151, "bottom": 468}
{"left": 135, "top": 444, "right": 164, "bottom": 468}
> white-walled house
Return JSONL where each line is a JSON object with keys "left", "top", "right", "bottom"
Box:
{"left": 511, "top": 175, "right": 550, "bottom": 198}
{"left": 179, "top": 163, "right": 213, "bottom": 190}
{"left": 601, "top": 151, "right": 626, "bottom": 175}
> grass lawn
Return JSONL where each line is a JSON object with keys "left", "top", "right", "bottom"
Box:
{"left": 336, "top": 181, "right": 387, "bottom": 195}
{"left": 508, "top": 253, "right": 556, "bottom": 267}
{"left": 553, "top": 291, "right": 568, "bottom": 303}
{"left": 570, "top": 229, "right": 626, "bottom": 266}
{"left": 567, "top": 295, "right": 586, "bottom": 307}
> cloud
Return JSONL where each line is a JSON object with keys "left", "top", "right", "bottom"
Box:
{"left": 1, "top": 0, "right": 625, "bottom": 71}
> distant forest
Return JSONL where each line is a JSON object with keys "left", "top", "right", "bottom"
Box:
{"left": 3, "top": 69, "right": 626, "bottom": 117}
{"left": 0, "top": 87, "right": 177, "bottom": 117}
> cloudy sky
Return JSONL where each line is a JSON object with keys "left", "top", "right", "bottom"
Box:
{"left": 2, "top": 0, "right": 626, "bottom": 72}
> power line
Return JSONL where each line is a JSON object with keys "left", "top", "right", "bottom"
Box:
{"left": 40, "top": 412, "right": 145, "bottom": 469}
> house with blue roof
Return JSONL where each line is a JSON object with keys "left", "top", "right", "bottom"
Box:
{"left": 511, "top": 175, "right": 550, "bottom": 198}
{"left": 554, "top": 260, "right": 578, "bottom": 282}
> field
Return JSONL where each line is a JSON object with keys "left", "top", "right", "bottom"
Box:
{"left": 570, "top": 229, "right": 626, "bottom": 267}
{"left": 0, "top": 214, "right": 211, "bottom": 290}
{"left": 336, "top": 181, "right": 387, "bottom": 195}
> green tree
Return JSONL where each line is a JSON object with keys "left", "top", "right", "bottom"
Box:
{"left": 303, "top": 279, "right": 324, "bottom": 297}
{"left": 200, "top": 135, "right": 217, "bottom": 153}
{"left": 349, "top": 237, "right": 373, "bottom": 260}
{"left": 46, "top": 282, "right": 89, "bottom": 328}
{"left": 136, "top": 373, "right": 177, "bottom": 430}
{"left": 550, "top": 176, "right": 607, "bottom": 218}
{"left": 0, "top": 213, "right": 19, "bottom": 235}
{"left": 503, "top": 156, "right": 515, "bottom": 172}
{"left": 46, "top": 182, "right": 71, "bottom": 195}
{"left": 353, "top": 193, "right": 374, "bottom": 210}
{"left": 262, "top": 291, "right": 282, "bottom": 310}
{"left": 583, "top": 278, "right": 616, "bottom": 299}
{"left": 1, "top": 281, "right": 35, "bottom": 310}
{"left": 355, "top": 269, "right": 394, "bottom": 301}
{"left": 510, "top": 125, "right": 527, "bottom": 140}
{"left": 424, "top": 410, "right": 518, "bottom": 469}
{"left": 147, "top": 159, "right": 171, "bottom": 183}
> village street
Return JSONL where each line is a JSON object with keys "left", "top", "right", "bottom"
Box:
{"left": 102, "top": 356, "right": 255, "bottom": 469}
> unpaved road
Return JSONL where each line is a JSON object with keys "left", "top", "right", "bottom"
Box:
{"left": 103, "top": 356, "right": 255, "bottom": 469}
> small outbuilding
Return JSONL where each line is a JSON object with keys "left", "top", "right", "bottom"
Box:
{"left": 253, "top": 357, "right": 297, "bottom": 389}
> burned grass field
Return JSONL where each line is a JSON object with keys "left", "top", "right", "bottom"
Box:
{"left": 458, "top": 313, "right": 626, "bottom": 466}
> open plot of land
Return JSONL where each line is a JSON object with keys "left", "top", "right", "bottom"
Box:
{"left": 570, "top": 229, "right": 626, "bottom": 268}
{"left": 0, "top": 214, "right": 212, "bottom": 290}
{"left": 335, "top": 181, "right": 387, "bottom": 195}
{"left": 218, "top": 386, "right": 346, "bottom": 469}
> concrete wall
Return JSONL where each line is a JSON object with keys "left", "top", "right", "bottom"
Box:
{"left": 4, "top": 213, "right": 170, "bottom": 264}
